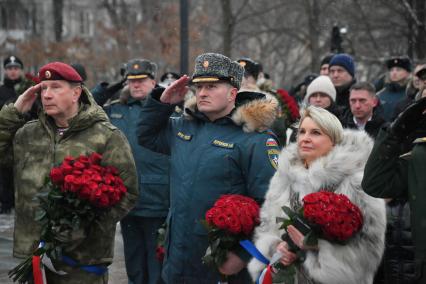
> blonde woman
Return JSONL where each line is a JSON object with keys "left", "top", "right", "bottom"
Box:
{"left": 249, "top": 106, "right": 386, "bottom": 283}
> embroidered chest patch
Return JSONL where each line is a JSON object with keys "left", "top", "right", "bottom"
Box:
{"left": 110, "top": 113, "right": 123, "bottom": 119}
{"left": 212, "top": 139, "right": 234, "bottom": 149}
{"left": 176, "top": 131, "right": 192, "bottom": 141}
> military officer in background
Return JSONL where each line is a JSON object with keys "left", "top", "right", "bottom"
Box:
{"left": 362, "top": 97, "right": 426, "bottom": 283}
{"left": 138, "top": 53, "right": 280, "bottom": 283}
{"left": 0, "top": 55, "right": 35, "bottom": 214}
{"left": 103, "top": 58, "right": 170, "bottom": 284}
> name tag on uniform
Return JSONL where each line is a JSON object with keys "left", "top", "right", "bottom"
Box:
{"left": 176, "top": 131, "right": 192, "bottom": 141}
{"left": 212, "top": 139, "right": 234, "bottom": 149}
{"left": 110, "top": 113, "right": 123, "bottom": 119}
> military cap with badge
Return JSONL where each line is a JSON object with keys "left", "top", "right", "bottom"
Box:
{"left": 4, "top": 55, "right": 23, "bottom": 69}
{"left": 191, "top": 53, "right": 244, "bottom": 89}
{"left": 386, "top": 56, "right": 412, "bottom": 72}
{"left": 38, "top": 62, "right": 83, "bottom": 82}
{"left": 126, "top": 59, "right": 157, "bottom": 80}
{"left": 237, "top": 57, "right": 261, "bottom": 80}
{"left": 159, "top": 72, "right": 180, "bottom": 88}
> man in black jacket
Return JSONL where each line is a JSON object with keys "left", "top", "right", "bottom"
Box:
{"left": 341, "top": 81, "right": 386, "bottom": 139}
{"left": 329, "top": 53, "right": 356, "bottom": 113}
{"left": 0, "top": 55, "right": 34, "bottom": 214}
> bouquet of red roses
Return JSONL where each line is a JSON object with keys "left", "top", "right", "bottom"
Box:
{"left": 265, "top": 190, "right": 363, "bottom": 284}
{"left": 202, "top": 194, "right": 260, "bottom": 275}
{"left": 9, "top": 152, "right": 127, "bottom": 283}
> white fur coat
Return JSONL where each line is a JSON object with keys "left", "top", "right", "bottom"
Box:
{"left": 248, "top": 129, "right": 386, "bottom": 284}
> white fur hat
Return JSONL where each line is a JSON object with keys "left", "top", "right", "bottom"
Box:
{"left": 304, "top": 75, "right": 336, "bottom": 103}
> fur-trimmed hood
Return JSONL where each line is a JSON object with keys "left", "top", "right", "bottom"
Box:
{"left": 248, "top": 129, "right": 386, "bottom": 284}
{"left": 183, "top": 91, "right": 279, "bottom": 133}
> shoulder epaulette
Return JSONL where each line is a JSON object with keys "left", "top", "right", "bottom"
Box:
{"left": 413, "top": 137, "right": 426, "bottom": 144}
{"left": 99, "top": 121, "right": 118, "bottom": 131}
{"left": 25, "top": 119, "right": 38, "bottom": 125}
{"left": 107, "top": 99, "right": 121, "bottom": 106}
{"left": 399, "top": 151, "right": 412, "bottom": 160}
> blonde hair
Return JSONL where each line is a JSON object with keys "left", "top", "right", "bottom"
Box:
{"left": 299, "top": 106, "right": 343, "bottom": 144}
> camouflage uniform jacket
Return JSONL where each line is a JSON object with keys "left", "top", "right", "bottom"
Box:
{"left": 0, "top": 87, "right": 138, "bottom": 265}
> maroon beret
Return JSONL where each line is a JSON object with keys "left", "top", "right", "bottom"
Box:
{"left": 38, "top": 62, "right": 83, "bottom": 83}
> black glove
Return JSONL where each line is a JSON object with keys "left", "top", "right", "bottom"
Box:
{"left": 390, "top": 97, "right": 426, "bottom": 140}
{"left": 104, "top": 77, "right": 126, "bottom": 99}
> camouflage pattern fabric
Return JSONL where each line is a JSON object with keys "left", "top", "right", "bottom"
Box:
{"left": 0, "top": 87, "right": 138, "bottom": 268}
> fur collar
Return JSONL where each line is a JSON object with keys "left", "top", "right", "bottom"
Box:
{"left": 183, "top": 92, "right": 279, "bottom": 133}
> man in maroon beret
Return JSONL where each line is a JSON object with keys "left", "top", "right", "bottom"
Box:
{"left": 0, "top": 62, "right": 138, "bottom": 283}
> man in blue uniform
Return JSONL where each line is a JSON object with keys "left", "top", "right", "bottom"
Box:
{"left": 103, "top": 59, "right": 170, "bottom": 284}
{"left": 138, "top": 53, "right": 280, "bottom": 283}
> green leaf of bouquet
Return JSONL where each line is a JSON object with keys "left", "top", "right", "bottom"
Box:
{"left": 275, "top": 217, "right": 287, "bottom": 223}
{"left": 272, "top": 263, "right": 296, "bottom": 283}
{"left": 95, "top": 219, "right": 106, "bottom": 232}
{"left": 34, "top": 209, "right": 47, "bottom": 221}
{"left": 278, "top": 219, "right": 293, "bottom": 230}
{"left": 202, "top": 254, "right": 214, "bottom": 266}
{"left": 211, "top": 238, "right": 220, "bottom": 251}
{"left": 281, "top": 206, "right": 296, "bottom": 219}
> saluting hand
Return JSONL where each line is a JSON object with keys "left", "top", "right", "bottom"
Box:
{"left": 160, "top": 75, "right": 190, "bottom": 105}
{"left": 14, "top": 83, "right": 41, "bottom": 114}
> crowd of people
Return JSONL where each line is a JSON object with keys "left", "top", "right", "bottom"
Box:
{"left": 0, "top": 50, "right": 425, "bottom": 284}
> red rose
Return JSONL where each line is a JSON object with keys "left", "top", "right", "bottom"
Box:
{"left": 73, "top": 161, "right": 86, "bottom": 170}
{"left": 72, "top": 170, "right": 83, "bottom": 176}
{"left": 50, "top": 167, "right": 64, "bottom": 184}
{"left": 104, "top": 173, "right": 115, "bottom": 185}
{"left": 77, "top": 155, "right": 90, "bottom": 166}
{"left": 61, "top": 163, "right": 73, "bottom": 175}
{"left": 104, "top": 166, "right": 118, "bottom": 175}
{"left": 98, "top": 195, "right": 110, "bottom": 207}
{"left": 205, "top": 208, "right": 218, "bottom": 224}
{"left": 240, "top": 213, "right": 254, "bottom": 235}
{"left": 225, "top": 213, "right": 241, "bottom": 235}
{"left": 64, "top": 174, "right": 75, "bottom": 184}
{"left": 156, "top": 246, "right": 165, "bottom": 262}
{"left": 63, "top": 156, "right": 75, "bottom": 163}
{"left": 78, "top": 186, "right": 92, "bottom": 200}
{"left": 90, "top": 165, "right": 102, "bottom": 172}
{"left": 89, "top": 152, "right": 103, "bottom": 165}
{"left": 212, "top": 214, "right": 227, "bottom": 230}
{"left": 92, "top": 173, "right": 102, "bottom": 183}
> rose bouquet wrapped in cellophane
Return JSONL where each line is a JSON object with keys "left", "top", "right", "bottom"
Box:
{"left": 9, "top": 152, "right": 127, "bottom": 283}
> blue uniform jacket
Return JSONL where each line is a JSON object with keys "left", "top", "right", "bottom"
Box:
{"left": 104, "top": 95, "right": 170, "bottom": 217}
{"left": 138, "top": 88, "right": 280, "bottom": 283}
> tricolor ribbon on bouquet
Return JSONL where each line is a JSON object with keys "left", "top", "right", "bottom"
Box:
{"left": 32, "top": 242, "right": 47, "bottom": 284}
{"left": 239, "top": 240, "right": 278, "bottom": 284}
